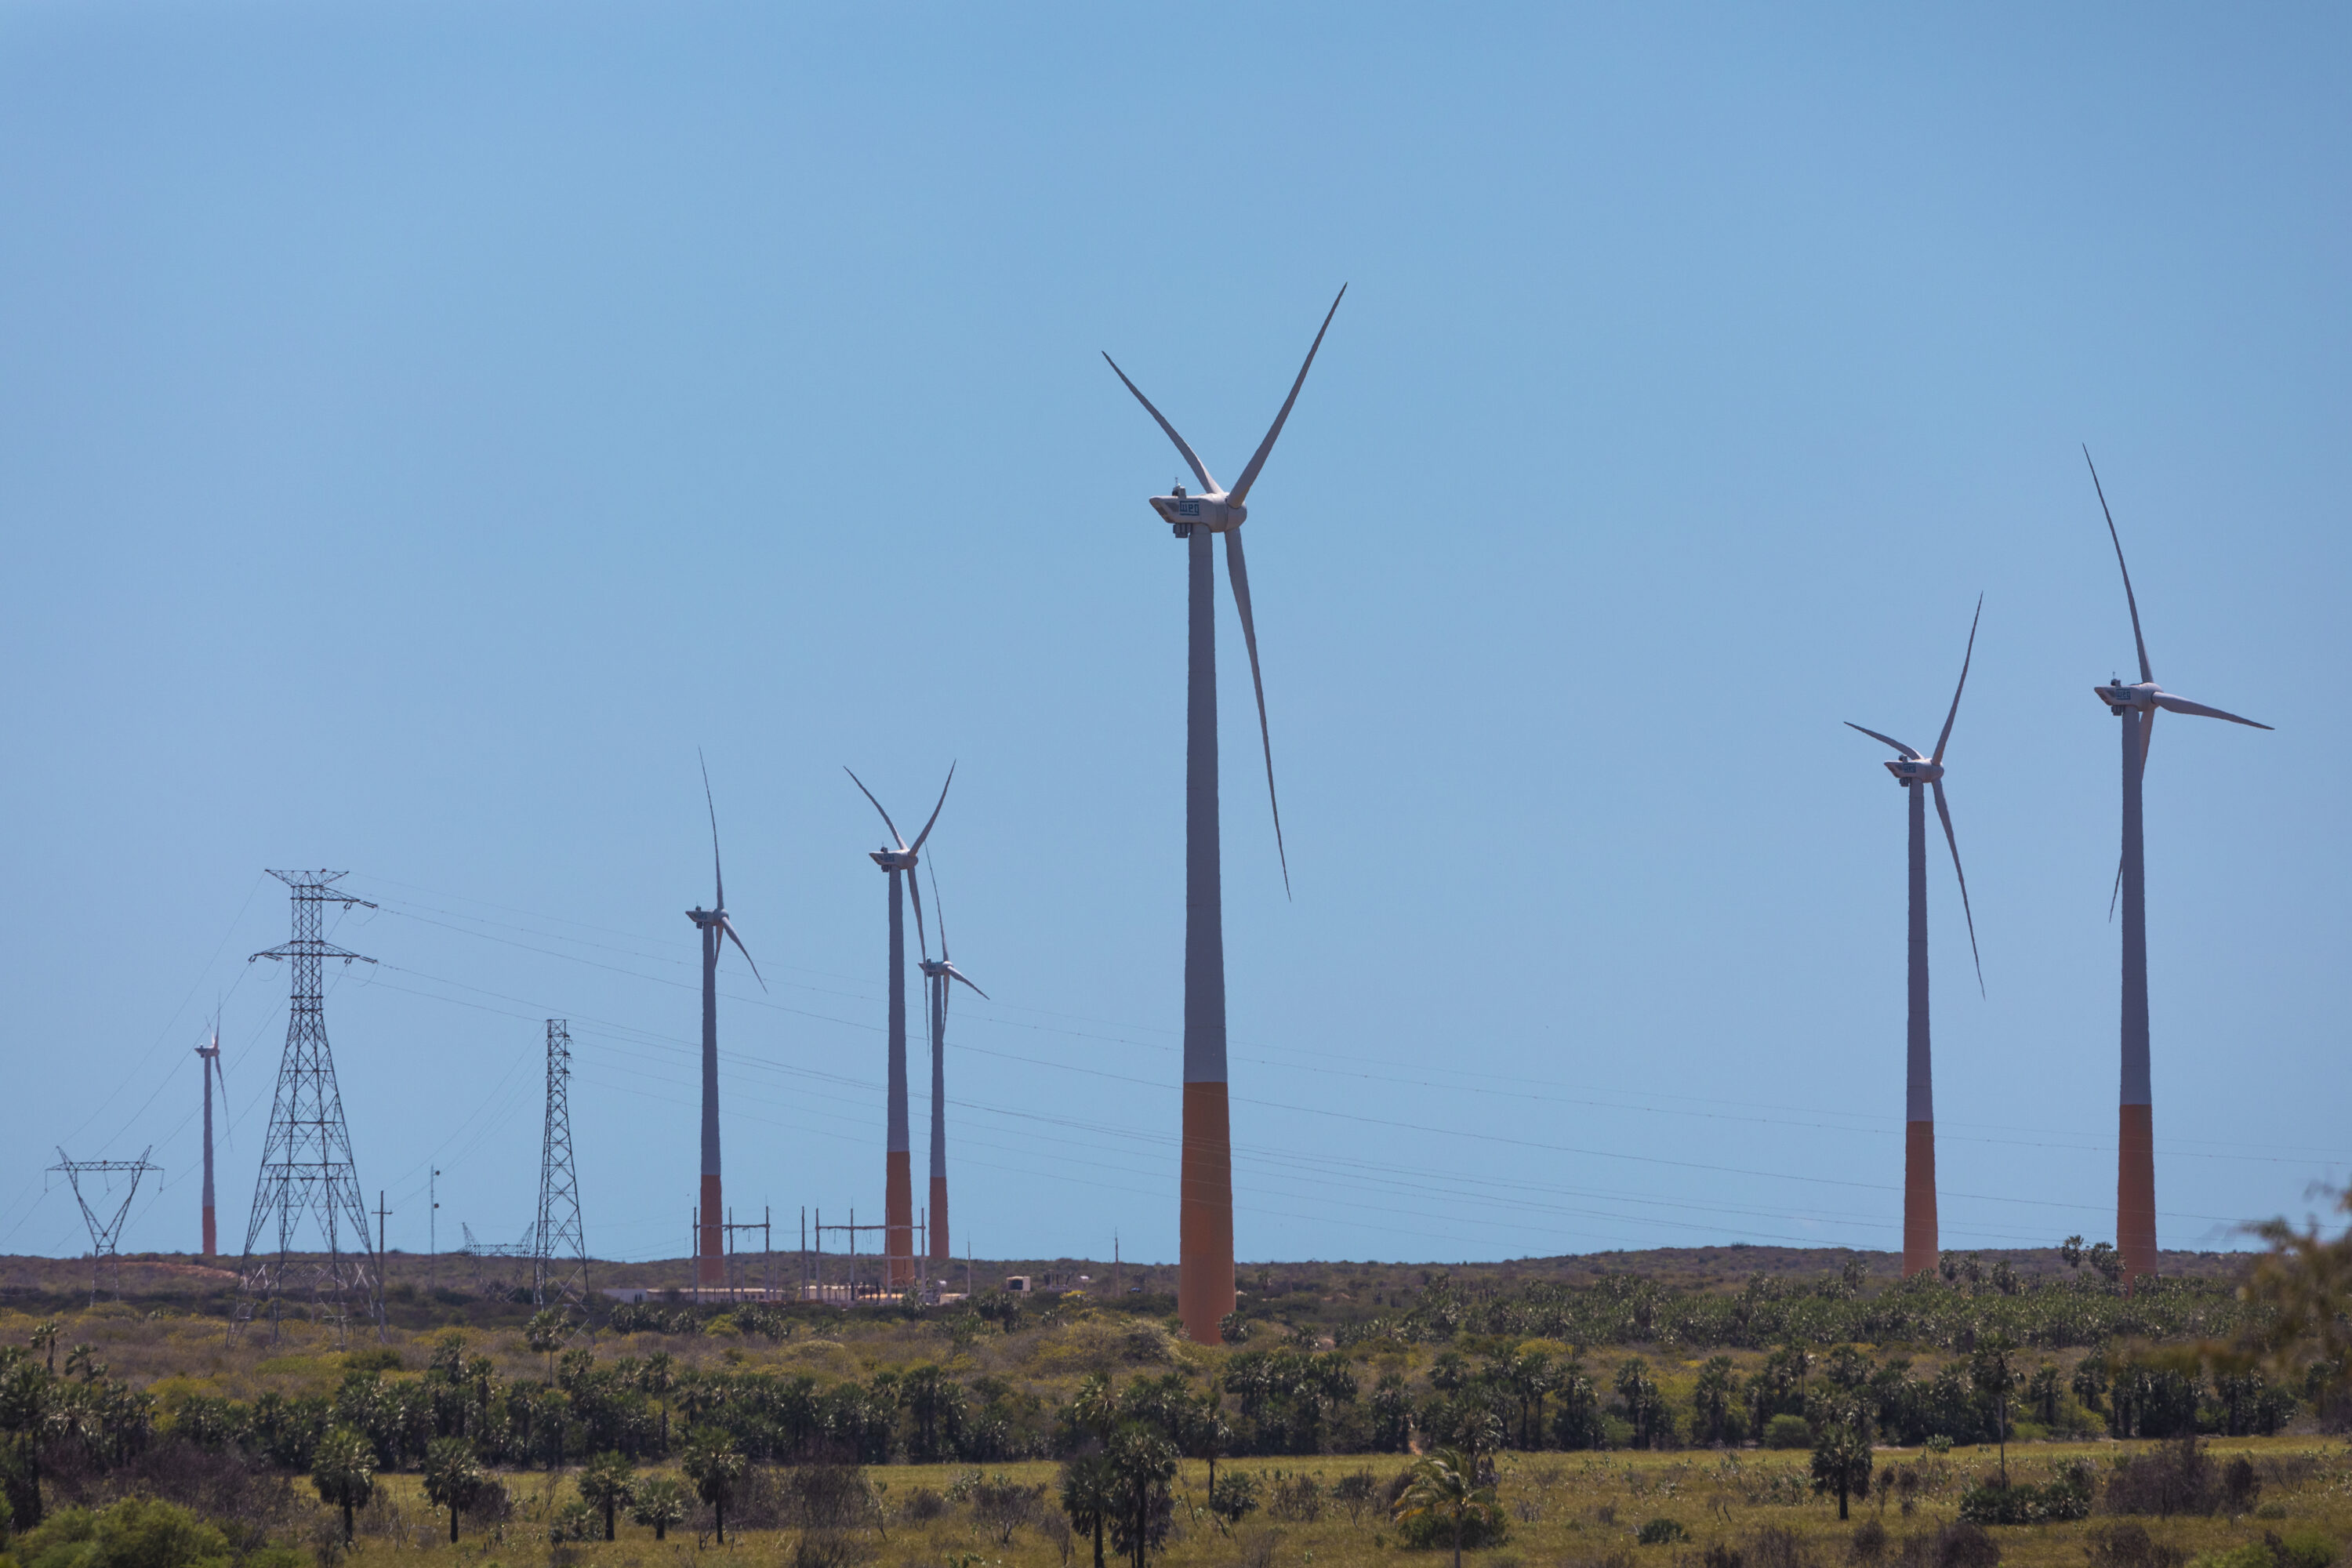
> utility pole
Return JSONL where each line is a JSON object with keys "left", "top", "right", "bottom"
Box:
{"left": 429, "top": 1167, "right": 441, "bottom": 1296}
{"left": 376, "top": 1192, "right": 393, "bottom": 1275}
{"left": 231, "top": 870, "right": 384, "bottom": 1346}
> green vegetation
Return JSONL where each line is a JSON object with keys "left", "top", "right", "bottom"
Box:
{"left": 0, "top": 1214, "right": 2343, "bottom": 1568}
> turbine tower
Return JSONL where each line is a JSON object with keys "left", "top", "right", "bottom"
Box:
{"left": 2083, "top": 450, "right": 2270, "bottom": 1287}
{"left": 916, "top": 866, "right": 987, "bottom": 1264}
{"left": 688, "top": 756, "right": 764, "bottom": 1290}
{"left": 1104, "top": 285, "right": 1345, "bottom": 1343}
{"left": 195, "top": 1018, "right": 226, "bottom": 1257}
{"left": 1846, "top": 597, "right": 1984, "bottom": 1278}
{"left": 846, "top": 765, "right": 953, "bottom": 1290}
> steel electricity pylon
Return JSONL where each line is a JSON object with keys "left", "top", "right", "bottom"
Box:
{"left": 52, "top": 1148, "right": 158, "bottom": 1305}
{"left": 533, "top": 1019, "right": 588, "bottom": 1309}
{"left": 232, "top": 869, "right": 384, "bottom": 1346}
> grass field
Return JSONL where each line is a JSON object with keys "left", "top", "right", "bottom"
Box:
{"left": 265, "top": 1439, "right": 2352, "bottom": 1568}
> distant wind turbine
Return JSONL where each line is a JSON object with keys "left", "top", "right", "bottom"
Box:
{"left": 846, "top": 764, "right": 954, "bottom": 1290}
{"left": 2083, "top": 448, "right": 2270, "bottom": 1288}
{"left": 917, "top": 865, "right": 987, "bottom": 1265}
{"left": 1103, "top": 285, "right": 1344, "bottom": 1343}
{"left": 688, "top": 753, "right": 764, "bottom": 1289}
{"left": 195, "top": 1017, "right": 227, "bottom": 1257}
{"left": 1846, "top": 596, "right": 1984, "bottom": 1279}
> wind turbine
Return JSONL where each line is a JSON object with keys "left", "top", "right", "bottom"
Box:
{"left": 195, "top": 1016, "right": 227, "bottom": 1258}
{"left": 1103, "top": 285, "right": 1344, "bottom": 1343}
{"left": 916, "top": 865, "right": 987, "bottom": 1266}
{"left": 846, "top": 764, "right": 954, "bottom": 1290}
{"left": 2083, "top": 448, "right": 2270, "bottom": 1287}
{"left": 687, "top": 753, "right": 764, "bottom": 1290}
{"left": 1846, "top": 597, "right": 1984, "bottom": 1279}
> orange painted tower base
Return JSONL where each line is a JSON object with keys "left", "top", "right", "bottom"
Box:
{"left": 2118, "top": 1103, "right": 2156, "bottom": 1289}
{"left": 698, "top": 1174, "right": 723, "bottom": 1286}
{"left": 886, "top": 1150, "right": 915, "bottom": 1287}
{"left": 1902, "top": 1121, "right": 1938, "bottom": 1276}
{"left": 1178, "top": 1080, "right": 1235, "bottom": 1343}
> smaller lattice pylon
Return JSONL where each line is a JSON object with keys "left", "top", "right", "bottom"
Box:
{"left": 52, "top": 1148, "right": 159, "bottom": 1305}
{"left": 534, "top": 1019, "right": 589, "bottom": 1309}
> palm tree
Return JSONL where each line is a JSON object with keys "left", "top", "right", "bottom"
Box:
{"left": 422, "top": 1436, "right": 485, "bottom": 1543}
{"left": 1392, "top": 1447, "right": 1499, "bottom": 1568}
{"left": 1105, "top": 1426, "right": 1178, "bottom": 1568}
{"left": 576, "top": 1450, "right": 636, "bottom": 1542}
{"left": 681, "top": 1428, "right": 747, "bottom": 1544}
{"left": 1693, "top": 1356, "right": 1740, "bottom": 1446}
{"left": 1506, "top": 1347, "right": 1555, "bottom": 1448}
{"left": 1615, "top": 1358, "right": 1663, "bottom": 1449}
{"left": 1971, "top": 1334, "right": 2021, "bottom": 1483}
{"left": 311, "top": 1428, "right": 377, "bottom": 1545}
{"left": 524, "top": 1309, "right": 568, "bottom": 1381}
{"left": 638, "top": 1351, "right": 677, "bottom": 1453}
{"left": 0, "top": 1357, "right": 54, "bottom": 1526}
{"left": 1070, "top": 1372, "right": 1117, "bottom": 1443}
{"left": 27, "top": 1321, "right": 58, "bottom": 1375}
{"left": 1182, "top": 1392, "right": 1232, "bottom": 1502}
{"left": 630, "top": 1475, "right": 689, "bottom": 1541}
{"left": 1058, "top": 1452, "right": 1117, "bottom": 1568}
{"left": 1809, "top": 1420, "right": 1873, "bottom": 1520}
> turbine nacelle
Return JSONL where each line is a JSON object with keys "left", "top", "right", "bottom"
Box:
{"left": 2096, "top": 679, "right": 2159, "bottom": 714}
{"left": 1146, "top": 488, "right": 1244, "bottom": 536}
{"left": 1880, "top": 757, "right": 1946, "bottom": 786}
{"left": 869, "top": 848, "right": 920, "bottom": 873}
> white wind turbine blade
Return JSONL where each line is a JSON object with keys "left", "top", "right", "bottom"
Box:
{"left": 210, "top": 1025, "right": 234, "bottom": 1154}
{"left": 928, "top": 864, "right": 951, "bottom": 964}
{"left": 2084, "top": 446, "right": 2154, "bottom": 686}
{"left": 2153, "top": 691, "right": 2273, "bottom": 729}
{"left": 1225, "top": 285, "right": 1347, "bottom": 507}
{"left": 844, "top": 767, "right": 908, "bottom": 851}
{"left": 1223, "top": 528, "right": 1290, "bottom": 898}
{"left": 1932, "top": 779, "right": 1984, "bottom": 996}
{"left": 1931, "top": 595, "right": 1982, "bottom": 765}
{"left": 700, "top": 749, "right": 727, "bottom": 909}
{"left": 1843, "top": 722, "right": 1922, "bottom": 760}
{"left": 909, "top": 763, "right": 956, "bottom": 855}
{"left": 1102, "top": 354, "right": 1220, "bottom": 495}
{"left": 719, "top": 916, "right": 766, "bottom": 992}
{"left": 908, "top": 870, "right": 931, "bottom": 967}
{"left": 943, "top": 964, "right": 989, "bottom": 1003}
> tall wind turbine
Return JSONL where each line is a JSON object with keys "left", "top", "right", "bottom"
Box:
{"left": 195, "top": 1018, "right": 226, "bottom": 1257}
{"left": 688, "top": 754, "right": 764, "bottom": 1289}
{"left": 916, "top": 866, "right": 987, "bottom": 1265}
{"left": 846, "top": 764, "right": 954, "bottom": 1290}
{"left": 2083, "top": 449, "right": 2270, "bottom": 1287}
{"left": 1103, "top": 285, "right": 1345, "bottom": 1343}
{"left": 1846, "top": 597, "right": 1984, "bottom": 1278}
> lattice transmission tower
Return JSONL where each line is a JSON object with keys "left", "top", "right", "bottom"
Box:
{"left": 51, "top": 1148, "right": 158, "bottom": 1305}
{"left": 533, "top": 1018, "right": 588, "bottom": 1308}
{"left": 232, "top": 870, "right": 384, "bottom": 1345}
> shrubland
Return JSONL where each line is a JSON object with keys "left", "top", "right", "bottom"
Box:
{"left": 0, "top": 1221, "right": 2345, "bottom": 1568}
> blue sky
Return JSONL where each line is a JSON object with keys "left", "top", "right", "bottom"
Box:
{"left": 2, "top": 4, "right": 2346, "bottom": 1269}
